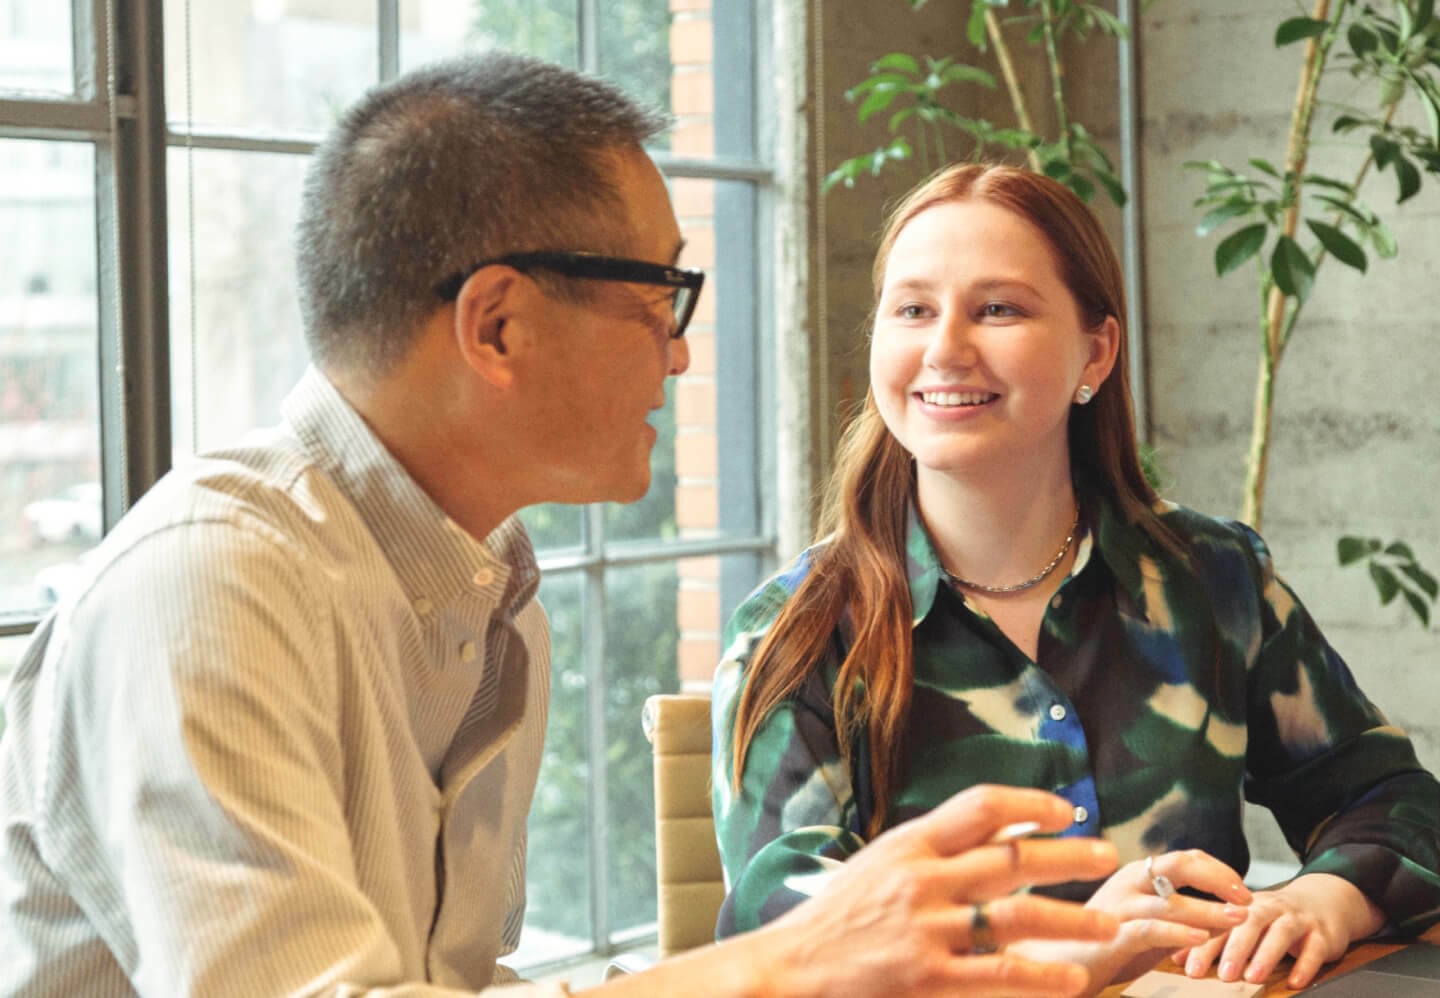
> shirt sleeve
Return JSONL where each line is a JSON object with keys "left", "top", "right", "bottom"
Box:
{"left": 709, "top": 578, "right": 866, "bottom": 939}
{"left": 1237, "top": 522, "right": 1440, "bottom": 933}
{"left": 27, "top": 520, "right": 485, "bottom": 997}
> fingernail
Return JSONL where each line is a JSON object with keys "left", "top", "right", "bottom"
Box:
{"left": 1186, "top": 954, "right": 1204, "bottom": 976}
{"left": 1232, "top": 883, "right": 1253, "bottom": 900}
{"left": 1223, "top": 904, "right": 1248, "bottom": 920}
{"left": 1220, "top": 960, "right": 1238, "bottom": 980}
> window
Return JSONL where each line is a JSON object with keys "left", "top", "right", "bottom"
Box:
{"left": 0, "top": 0, "right": 776, "bottom": 971}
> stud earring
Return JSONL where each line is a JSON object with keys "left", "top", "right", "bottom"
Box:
{"left": 1074, "top": 384, "right": 1094, "bottom": 405}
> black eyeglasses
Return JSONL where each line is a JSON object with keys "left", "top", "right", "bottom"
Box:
{"left": 436, "top": 250, "right": 705, "bottom": 339}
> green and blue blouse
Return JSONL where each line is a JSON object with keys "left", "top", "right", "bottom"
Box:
{"left": 711, "top": 498, "right": 1440, "bottom": 938}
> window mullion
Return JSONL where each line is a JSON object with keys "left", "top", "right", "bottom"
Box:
{"left": 577, "top": 0, "right": 600, "bottom": 74}
{"left": 582, "top": 502, "right": 610, "bottom": 950}
{"left": 96, "top": 0, "right": 169, "bottom": 523}
{"left": 378, "top": 0, "right": 399, "bottom": 82}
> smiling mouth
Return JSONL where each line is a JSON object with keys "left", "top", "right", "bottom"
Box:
{"left": 918, "top": 391, "right": 998, "bottom": 407}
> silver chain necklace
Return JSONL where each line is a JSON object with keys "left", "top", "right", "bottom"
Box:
{"left": 943, "top": 510, "right": 1081, "bottom": 595}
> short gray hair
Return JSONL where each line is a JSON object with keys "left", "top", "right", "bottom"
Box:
{"left": 295, "top": 51, "right": 670, "bottom": 373}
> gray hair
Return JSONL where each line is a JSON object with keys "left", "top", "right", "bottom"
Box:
{"left": 295, "top": 50, "right": 670, "bottom": 373}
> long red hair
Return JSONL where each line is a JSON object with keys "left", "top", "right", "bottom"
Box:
{"left": 730, "top": 163, "right": 1174, "bottom": 838}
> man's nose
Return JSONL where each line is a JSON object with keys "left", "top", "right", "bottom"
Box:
{"left": 667, "top": 333, "right": 691, "bottom": 376}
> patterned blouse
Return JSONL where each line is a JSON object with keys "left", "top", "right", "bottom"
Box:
{"left": 711, "top": 497, "right": 1440, "bottom": 938}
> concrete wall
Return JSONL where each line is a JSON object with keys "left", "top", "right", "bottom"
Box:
{"left": 809, "top": 0, "right": 1440, "bottom": 867}
{"left": 1137, "top": 0, "right": 1440, "bottom": 862}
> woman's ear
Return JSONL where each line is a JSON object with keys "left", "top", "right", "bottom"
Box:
{"left": 1082, "top": 314, "right": 1121, "bottom": 389}
{"left": 453, "top": 267, "right": 523, "bottom": 390}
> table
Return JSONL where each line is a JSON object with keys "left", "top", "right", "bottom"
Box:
{"left": 1099, "top": 924, "right": 1440, "bottom": 997}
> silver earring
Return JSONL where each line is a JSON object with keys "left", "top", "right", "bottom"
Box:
{"left": 1074, "top": 384, "right": 1094, "bottom": 405}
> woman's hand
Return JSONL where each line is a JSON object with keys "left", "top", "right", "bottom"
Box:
{"left": 1007, "top": 849, "right": 1253, "bottom": 995}
{"left": 1173, "top": 872, "right": 1386, "bottom": 990}
{"left": 760, "top": 785, "right": 1122, "bottom": 998}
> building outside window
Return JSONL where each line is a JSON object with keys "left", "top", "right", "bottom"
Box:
{"left": 0, "top": 0, "right": 777, "bottom": 971}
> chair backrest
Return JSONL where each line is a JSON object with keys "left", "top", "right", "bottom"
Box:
{"left": 642, "top": 693, "right": 724, "bottom": 959}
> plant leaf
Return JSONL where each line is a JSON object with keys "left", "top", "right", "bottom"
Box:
{"left": 1370, "top": 562, "right": 1401, "bottom": 604}
{"left": 1400, "top": 562, "right": 1440, "bottom": 600}
{"left": 1395, "top": 153, "right": 1423, "bottom": 201}
{"left": 1338, "top": 535, "right": 1372, "bottom": 565}
{"left": 1402, "top": 588, "right": 1432, "bottom": 627}
{"left": 1371, "top": 134, "right": 1401, "bottom": 168}
{"left": 967, "top": 1, "right": 991, "bottom": 48}
{"left": 1349, "top": 22, "right": 1379, "bottom": 56}
{"left": 1370, "top": 219, "right": 1399, "bottom": 258}
{"left": 871, "top": 53, "right": 921, "bottom": 75}
{"left": 1306, "top": 219, "right": 1369, "bottom": 272}
{"left": 1385, "top": 541, "right": 1417, "bottom": 559}
{"left": 1276, "top": 16, "right": 1331, "bottom": 46}
{"left": 1197, "top": 199, "right": 1256, "bottom": 236}
{"left": 1271, "top": 235, "right": 1316, "bottom": 300}
{"left": 1214, "top": 223, "right": 1268, "bottom": 276}
{"left": 1249, "top": 158, "right": 1283, "bottom": 178}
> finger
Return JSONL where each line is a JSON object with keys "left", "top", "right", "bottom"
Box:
{"left": 1182, "top": 930, "right": 1228, "bottom": 978}
{"left": 948, "top": 837, "right": 1119, "bottom": 900}
{"left": 1114, "top": 917, "right": 1213, "bottom": 954}
{"left": 922, "top": 785, "right": 1081, "bottom": 855}
{"left": 1216, "top": 910, "right": 1272, "bottom": 981}
{"left": 1148, "top": 849, "right": 1252, "bottom": 905}
{"left": 942, "top": 951, "right": 1092, "bottom": 997}
{"left": 1286, "top": 930, "right": 1332, "bottom": 990}
{"left": 1129, "top": 894, "right": 1249, "bottom": 932}
{"left": 965, "top": 893, "right": 1119, "bottom": 950}
{"left": 1242, "top": 916, "right": 1304, "bottom": 983}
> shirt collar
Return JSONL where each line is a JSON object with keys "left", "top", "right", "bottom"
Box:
{"left": 904, "top": 493, "right": 1157, "bottom": 628}
{"left": 280, "top": 366, "right": 540, "bottom": 616}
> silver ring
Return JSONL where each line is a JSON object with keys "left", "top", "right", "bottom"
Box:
{"left": 1146, "top": 854, "right": 1176, "bottom": 900}
{"left": 970, "top": 901, "right": 998, "bottom": 954}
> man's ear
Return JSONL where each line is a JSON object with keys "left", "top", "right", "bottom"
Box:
{"left": 453, "top": 267, "right": 524, "bottom": 390}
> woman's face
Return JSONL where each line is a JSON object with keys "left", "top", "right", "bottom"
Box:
{"left": 869, "top": 197, "right": 1118, "bottom": 485}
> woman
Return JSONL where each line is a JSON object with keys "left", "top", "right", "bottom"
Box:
{"left": 712, "top": 162, "right": 1440, "bottom": 993}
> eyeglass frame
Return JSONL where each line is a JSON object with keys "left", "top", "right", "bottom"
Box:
{"left": 435, "top": 250, "right": 705, "bottom": 340}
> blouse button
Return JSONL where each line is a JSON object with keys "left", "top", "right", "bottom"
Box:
{"left": 1073, "top": 805, "right": 1090, "bottom": 825}
{"left": 1049, "top": 703, "right": 1067, "bottom": 722}
{"left": 414, "top": 597, "right": 434, "bottom": 616}
{"left": 1050, "top": 593, "right": 1064, "bottom": 609}
{"left": 473, "top": 567, "right": 496, "bottom": 588}
{"left": 460, "top": 640, "right": 478, "bottom": 663}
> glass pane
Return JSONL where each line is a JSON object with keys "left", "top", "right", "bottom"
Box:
{"left": 400, "top": 0, "right": 578, "bottom": 71}
{"left": 598, "top": 0, "right": 672, "bottom": 144}
{"left": 519, "top": 503, "right": 584, "bottom": 554}
{"left": 604, "top": 558, "right": 683, "bottom": 936}
{"left": 168, "top": 148, "right": 309, "bottom": 454}
{"left": 164, "top": 2, "right": 376, "bottom": 135}
{"left": 516, "top": 569, "right": 592, "bottom": 964}
{"left": 0, "top": 2, "right": 73, "bottom": 96}
{"left": 0, "top": 139, "right": 101, "bottom": 621}
{"left": 605, "top": 178, "right": 759, "bottom": 543}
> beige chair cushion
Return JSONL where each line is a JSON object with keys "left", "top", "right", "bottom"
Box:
{"left": 643, "top": 693, "right": 725, "bottom": 959}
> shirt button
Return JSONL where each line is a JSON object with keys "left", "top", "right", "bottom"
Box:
{"left": 414, "top": 597, "right": 434, "bottom": 616}
{"left": 1073, "top": 805, "right": 1089, "bottom": 825}
{"left": 473, "top": 567, "right": 496, "bottom": 588}
{"left": 1049, "top": 703, "right": 1067, "bottom": 722}
{"left": 460, "top": 641, "right": 478, "bottom": 663}
{"left": 1051, "top": 593, "right": 1063, "bottom": 609}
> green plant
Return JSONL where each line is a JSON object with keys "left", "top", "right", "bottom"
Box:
{"left": 1188, "top": 0, "right": 1440, "bottom": 625}
{"left": 823, "top": 0, "right": 1139, "bottom": 205}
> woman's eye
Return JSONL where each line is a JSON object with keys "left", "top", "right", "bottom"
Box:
{"left": 897, "top": 303, "right": 928, "bottom": 320}
{"left": 980, "top": 302, "right": 1019, "bottom": 318}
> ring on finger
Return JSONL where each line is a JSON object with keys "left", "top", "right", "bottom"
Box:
{"left": 1146, "top": 854, "right": 1176, "bottom": 900}
{"left": 970, "top": 902, "right": 998, "bottom": 954}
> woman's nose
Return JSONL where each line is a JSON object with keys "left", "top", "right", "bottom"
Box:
{"left": 922, "top": 313, "right": 978, "bottom": 370}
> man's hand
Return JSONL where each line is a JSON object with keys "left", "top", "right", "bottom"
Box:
{"left": 759, "top": 785, "right": 1122, "bottom": 997}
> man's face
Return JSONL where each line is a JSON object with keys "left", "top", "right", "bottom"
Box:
{"left": 517, "top": 149, "right": 692, "bottom": 505}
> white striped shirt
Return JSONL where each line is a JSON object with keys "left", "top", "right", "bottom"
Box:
{"left": 0, "top": 367, "right": 568, "bottom": 996}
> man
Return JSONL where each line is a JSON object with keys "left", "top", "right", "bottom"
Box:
{"left": 0, "top": 52, "right": 1119, "bottom": 996}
